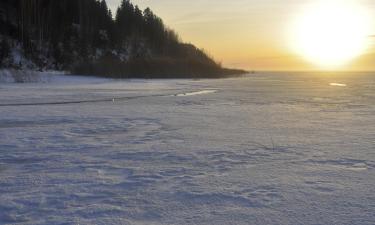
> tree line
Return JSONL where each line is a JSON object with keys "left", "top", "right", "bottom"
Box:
{"left": 0, "top": 0, "right": 245, "bottom": 78}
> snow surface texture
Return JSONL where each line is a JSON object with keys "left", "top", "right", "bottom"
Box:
{"left": 0, "top": 72, "right": 374, "bottom": 225}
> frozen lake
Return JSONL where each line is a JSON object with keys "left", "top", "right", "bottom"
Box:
{"left": 0, "top": 72, "right": 374, "bottom": 224}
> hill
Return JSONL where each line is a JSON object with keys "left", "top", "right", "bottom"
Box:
{"left": 0, "top": 0, "right": 246, "bottom": 78}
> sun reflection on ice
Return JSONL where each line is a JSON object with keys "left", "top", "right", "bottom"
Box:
{"left": 330, "top": 83, "right": 347, "bottom": 87}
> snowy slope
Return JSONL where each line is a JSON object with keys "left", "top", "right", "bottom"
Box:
{"left": 0, "top": 72, "right": 374, "bottom": 224}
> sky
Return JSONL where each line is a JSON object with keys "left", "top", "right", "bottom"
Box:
{"left": 106, "top": 0, "right": 375, "bottom": 71}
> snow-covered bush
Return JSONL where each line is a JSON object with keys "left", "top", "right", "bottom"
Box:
{"left": 0, "top": 39, "right": 10, "bottom": 66}
{"left": 0, "top": 69, "right": 41, "bottom": 83}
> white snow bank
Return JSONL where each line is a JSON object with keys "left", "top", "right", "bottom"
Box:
{"left": 0, "top": 70, "right": 111, "bottom": 84}
{"left": 0, "top": 69, "right": 42, "bottom": 83}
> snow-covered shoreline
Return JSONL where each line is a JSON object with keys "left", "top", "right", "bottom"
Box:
{"left": 0, "top": 69, "right": 113, "bottom": 84}
{"left": 0, "top": 69, "right": 66, "bottom": 83}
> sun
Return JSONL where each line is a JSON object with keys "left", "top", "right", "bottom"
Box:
{"left": 288, "top": 0, "right": 372, "bottom": 68}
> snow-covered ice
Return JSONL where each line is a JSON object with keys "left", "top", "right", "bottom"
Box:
{"left": 175, "top": 90, "right": 217, "bottom": 97}
{"left": 0, "top": 72, "right": 374, "bottom": 224}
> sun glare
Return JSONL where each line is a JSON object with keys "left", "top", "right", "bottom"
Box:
{"left": 289, "top": 0, "right": 372, "bottom": 68}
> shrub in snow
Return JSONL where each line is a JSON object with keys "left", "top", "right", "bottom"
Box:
{"left": 0, "top": 70, "right": 13, "bottom": 83}
{"left": 12, "top": 70, "right": 41, "bottom": 83}
{"left": 0, "top": 39, "right": 10, "bottom": 66}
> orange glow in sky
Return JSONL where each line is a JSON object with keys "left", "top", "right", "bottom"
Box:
{"left": 107, "top": 0, "right": 375, "bottom": 70}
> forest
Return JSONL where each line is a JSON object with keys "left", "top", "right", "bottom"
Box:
{"left": 0, "top": 0, "right": 246, "bottom": 78}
